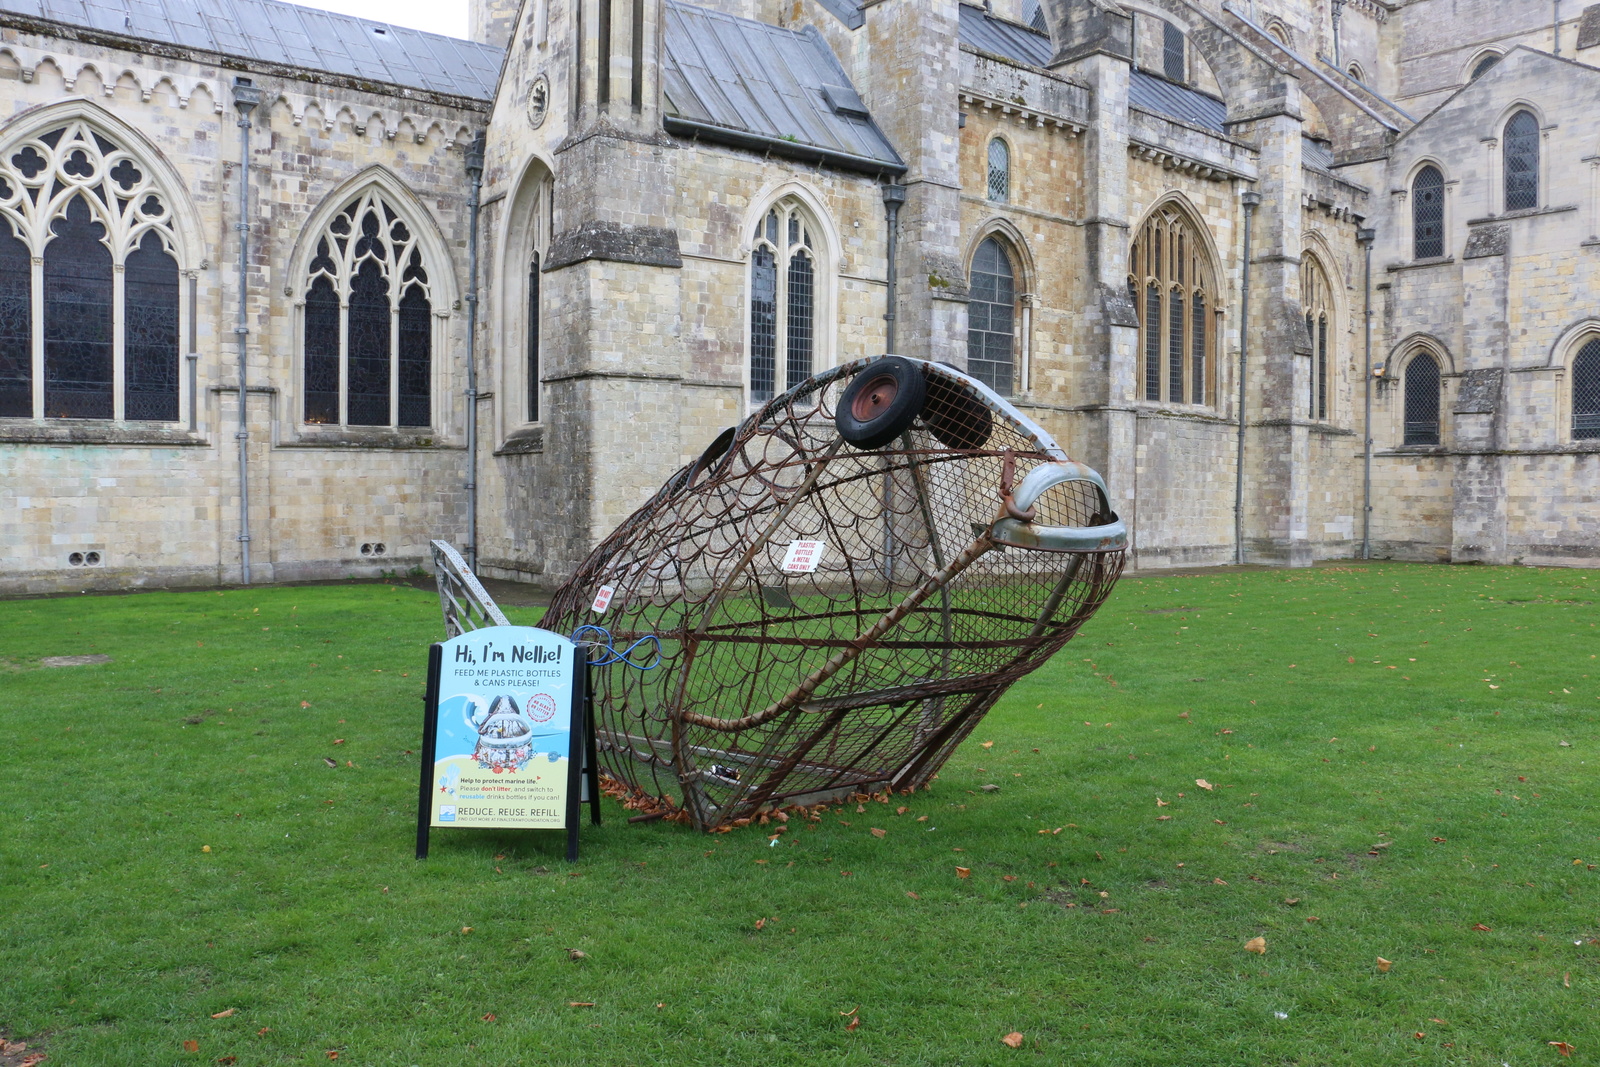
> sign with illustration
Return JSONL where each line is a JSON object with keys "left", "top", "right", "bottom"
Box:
{"left": 416, "top": 625, "right": 595, "bottom": 859}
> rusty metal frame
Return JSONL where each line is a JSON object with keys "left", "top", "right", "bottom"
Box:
{"left": 537, "top": 358, "right": 1127, "bottom": 830}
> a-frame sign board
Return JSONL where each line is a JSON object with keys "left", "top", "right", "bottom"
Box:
{"left": 416, "top": 625, "right": 601, "bottom": 861}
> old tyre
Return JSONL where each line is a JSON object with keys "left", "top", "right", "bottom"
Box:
{"left": 921, "top": 370, "right": 995, "bottom": 450}
{"left": 835, "top": 357, "right": 926, "bottom": 450}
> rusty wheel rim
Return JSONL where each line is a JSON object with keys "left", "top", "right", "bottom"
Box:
{"left": 850, "top": 372, "right": 900, "bottom": 423}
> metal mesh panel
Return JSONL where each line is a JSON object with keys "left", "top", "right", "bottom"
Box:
{"left": 1144, "top": 283, "right": 1161, "bottom": 400}
{"left": 0, "top": 224, "right": 31, "bottom": 418}
{"left": 1168, "top": 287, "right": 1184, "bottom": 403}
{"left": 544, "top": 359, "right": 1125, "bottom": 829}
{"left": 987, "top": 138, "right": 1009, "bottom": 203}
{"left": 749, "top": 246, "right": 777, "bottom": 402}
{"left": 968, "top": 238, "right": 1015, "bottom": 396}
{"left": 786, "top": 250, "right": 814, "bottom": 390}
{"left": 1413, "top": 165, "right": 1444, "bottom": 259}
{"left": 303, "top": 277, "right": 340, "bottom": 424}
{"left": 1573, "top": 339, "right": 1600, "bottom": 440}
{"left": 527, "top": 253, "right": 540, "bottom": 423}
{"left": 42, "top": 196, "right": 112, "bottom": 419}
{"left": 1163, "top": 20, "right": 1185, "bottom": 82}
{"left": 346, "top": 257, "right": 391, "bottom": 427}
{"left": 1191, "top": 292, "right": 1206, "bottom": 405}
{"left": 1504, "top": 110, "right": 1539, "bottom": 212}
{"left": 123, "top": 230, "right": 179, "bottom": 422}
{"left": 1404, "top": 353, "right": 1440, "bottom": 445}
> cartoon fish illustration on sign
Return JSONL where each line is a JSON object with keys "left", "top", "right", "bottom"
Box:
{"left": 540, "top": 356, "right": 1127, "bottom": 830}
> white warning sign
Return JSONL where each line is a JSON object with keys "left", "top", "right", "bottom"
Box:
{"left": 590, "top": 585, "right": 615, "bottom": 613}
{"left": 781, "top": 540, "right": 826, "bottom": 574}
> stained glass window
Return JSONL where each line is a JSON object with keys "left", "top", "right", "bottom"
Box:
{"left": 43, "top": 196, "right": 114, "bottom": 419}
{"left": 1504, "top": 110, "right": 1539, "bottom": 213}
{"left": 1573, "top": 339, "right": 1600, "bottom": 440}
{"left": 1403, "top": 352, "right": 1441, "bottom": 445}
{"left": 1, "top": 119, "right": 183, "bottom": 422}
{"left": 968, "top": 237, "right": 1016, "bottom": 396}
{"left": 1130, "top": 207, "right": 1214, "bottom": 405}
{"left": 0, "top": 224, "right": 30, "bottom": 418}
{"left": 748, "top": 200, "right": 823, "bottom": 404}
{"left": 987, "top": 139, "right": 1009, "bottom": 203}
{"left": 1413, "top": 165, "right": 1445, "bottom": 259}
{"left": 299, "top": 189, "right": 437, "bottom": 429}
{"left": 124, "top": 230, "right": 179, "bottom": 422}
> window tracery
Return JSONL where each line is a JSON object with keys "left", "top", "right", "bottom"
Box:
{"left": 1572, "top": 339, "right": 1600, "bottom": 441}
{"left": 1412, "top": 165, "right": 1445, "bottom": 259}
{"left": 1503, "top": 109, "right": 1539, "bottom": 213}
{"left": 749, "top": 199, "right": 818, "bottom": 404}
{"left": 968, "top": 236, "right": 1017, "bottom": 396}
{"left": 987, "top": 138, "right": 1010, "bottom": 204}
{"left": 1300, "top": 253, "right": 1333, "bottom": 421}
{"left": 300, "top": 189, "right": 434, "bottom": 428}
{"left": 1403, "top": 351, "right": 1441, "bottom": 445}
{"left": 0, "top": 119, "right": 182, "bottom": 421}
{"left": 1130, "top": 206, "right": 1213, "bottom": 406}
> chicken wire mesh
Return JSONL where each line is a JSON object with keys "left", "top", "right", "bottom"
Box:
{"left": 542, "top": 356, "right": 1127, "bottom": 830}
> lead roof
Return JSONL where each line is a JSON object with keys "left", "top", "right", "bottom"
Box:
{"left": 0, "top": 0, "right": 502, "bottom": 100}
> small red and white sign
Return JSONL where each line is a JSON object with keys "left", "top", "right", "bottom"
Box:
{"left": 781, "top": 540, "right": 826, "bottom": 574}
{"left": 590, "top": 585, "right": 615, "bottom": 613}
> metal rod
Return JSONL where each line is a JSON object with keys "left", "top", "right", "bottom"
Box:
{"left": 232, "top": 79, "right": 261, "bottom": 585}
{"left": 464, "top": 134, "right": 486, "bottom": 573}
{"left": 1358, "top": 226, "right": 1376, "bottom": 560}
{"left": 1235, "top": 191, "right": 1262, "bottom": 566}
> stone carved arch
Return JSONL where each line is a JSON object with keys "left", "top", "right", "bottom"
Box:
{"left": 495, "top": 151, "right": 555, "bottom": 435}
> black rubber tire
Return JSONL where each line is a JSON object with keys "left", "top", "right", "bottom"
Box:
{"left": 835, "top": 357, "right": 927, "bottom": 450}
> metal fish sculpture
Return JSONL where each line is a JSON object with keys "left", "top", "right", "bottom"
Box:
{"left": 539, "top": 356, "right": 1128, "bottom": 831}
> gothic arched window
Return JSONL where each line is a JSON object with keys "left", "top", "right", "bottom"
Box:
{"left": 0, "top": 119, "right": 183, "bottom": 421}
{"left": 300, "top": 189, "right": 435, "bottom": 427}
{"left": 1403, "top": 352, "right": 1441, "bottom": 445}
{"left": 1412, "top": 165, "right": 1445, "bottom": 259}
{"left": 1130, "top": 206, "right": 1214, "bottom": 405}
{"left": 968, "top": 236, "right": 1017, "bottom": 396}
{"left": 1470, "top": 53, "right": 1501, "bottom": 81}
{"left": 1504, "top": 109, "right": 1539, "bottom": 213}
{"left": 749, "top": 199, "right": 819, "bottom": 403}
{"left": 987, "top": 138, "right": 1010, "bottom": 203}
{"left": 1300, "top": 254, "right": 1334, "bottom": 421}
{"left": 527, "top": 251, "right": 541, "bottom": 423}
{"left": 1572, "top": 338, "right": 1600, "bottom": 441}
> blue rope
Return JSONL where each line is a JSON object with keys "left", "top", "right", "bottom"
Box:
{"left": 569, "top": 624, "right": 662, "bottom": 671}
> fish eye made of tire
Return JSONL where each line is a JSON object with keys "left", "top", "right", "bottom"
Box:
{"left": 835, "top": 356, "right": 995, "bottom": 451}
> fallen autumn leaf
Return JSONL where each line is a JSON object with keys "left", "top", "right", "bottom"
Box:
{"left": 1376, "top": 957, "right": 1392, "bottom": 973}
{"left": 1001, "top": 1032, "right": 1024, "bottom": 1049}
{"left": 1245, "top": 936, "right": 1267, "bottom": 954}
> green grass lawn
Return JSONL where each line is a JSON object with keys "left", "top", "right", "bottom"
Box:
{"left": 2, "top": 562, "right": 1597, "bottom": 1066}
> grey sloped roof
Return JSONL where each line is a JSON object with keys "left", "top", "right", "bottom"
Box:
{"left": 958, "top": 2, "right": 1052, "bottom": 67}
{"left": 0, "top": 0, "right": 502, "bottom": 100}
{"left": 1302, "top": 136, "right": 1335, "bottom": 172}
{"left": 661, "top": 0, "right": 904, "bottom": 175}
{"left": 1129, "top": 69, "right": 1227, "bottom": 133}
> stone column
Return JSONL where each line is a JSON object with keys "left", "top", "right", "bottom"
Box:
{"left": 543, "top": 0, "right": 685, "bottom": 571}
{"left": 1230, "top": 109, "right": 1312, "bottom": 566}
{"left": 1451, "top": 223, "right": 1511, "bottom": 563}
{"left": 862, "top": 0, "right": 965, "bottom": 365}
{"left": 1053, "top": 46, "right": 1140, "bottom": 548}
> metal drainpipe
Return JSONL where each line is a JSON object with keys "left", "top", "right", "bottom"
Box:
{"left": 1236, "top": 190, "right": 1262, "bottom": 566}
{"left": 1554, "top": 0, "right": 1562, "bottom": 55}
{"left": 231, "top": 78, "right": 261, "bottom": 585}
{"left": 881, "top": 182, "right": 905, "bottom": 353}
{"left": 1358, "top": 226, "right": 1376, "bottom": 560}
{"left": 464, "top": 133, "right": 486, "bottom": 574}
